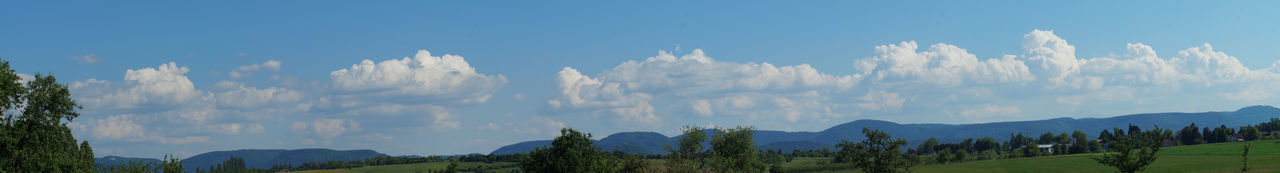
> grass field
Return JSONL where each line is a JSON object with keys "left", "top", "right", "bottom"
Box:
{"left": 292, "top": 161, "right": 519, "bottom": 173}
{"left": 299, "top": 139, "right": 1280, "bottom": 173}
{"left": 796, "top": 139, "right": 1280, "bottom": 173}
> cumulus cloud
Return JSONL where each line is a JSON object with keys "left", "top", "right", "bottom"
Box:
{"left": 550, "top": 29, "right": 1280, "bottom": 125}
{"left": 956, "top": 104, "right": 1022, "bottom": 118}
{"left": 548, "top": 49, "right": 866, "bottom": 126}
{"left": 70, "top": 62, "right": 308, "bottom": 145}
{"left": 855, "top": 41, "right": 1033, "bottom": 87}
{"left": 73, "top": 53, "right": 101, "bottom": 63}
{"left": 91, "top": 114, "right": 147, "bottom": 141}
{"left": 72, "top": 62, "right": 201, "bottom": 110}
{"left": 211, "top": 81, "right": 304, "bottom": 110}
{"left": 87, "top": 114, "right": 212, "bottom": 144}
{"left": 329, "top": 50, "right": 505, "bottom": 103}
{"left": 292, "top": 118, "right": 360, "bottom": 139}
{"left": 229, "top": 60, "right": 281, "bottom": 79}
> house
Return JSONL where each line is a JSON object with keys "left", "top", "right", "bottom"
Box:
{"left": 1036, "top": 144, "right": 1054, "bottom": 154}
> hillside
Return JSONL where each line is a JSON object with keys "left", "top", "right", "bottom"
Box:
{"left": 181, "top": 148, "right": 386, "bottom": 172}
{"left": 492, "top": 105, "right": 1280, "bottom": 155}
{"left": 94, "top": 156, "right": 161, "bottom": 168}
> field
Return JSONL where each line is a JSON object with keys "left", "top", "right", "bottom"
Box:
{"left": 795, "top": 139, "right": 1280, "bottom": 173}
{"left": 299, "top": 139, "right": 1280, "bottom": 173}
{"left": 292, "top": 162, "right": 519, "bottom": 173}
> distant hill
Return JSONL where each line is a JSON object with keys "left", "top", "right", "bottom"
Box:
{"left": 181, "top": 148, "right": 385, "bottom": 172}
{"left": 492, "top": 105, "right": 1280, "bottom": 155}
{"left": 94, "top": 156, "right": 161, "bottom": 168}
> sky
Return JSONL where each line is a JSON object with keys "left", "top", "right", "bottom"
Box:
{"left": 5, "top": 0, "right": 1280, "bottom": 158}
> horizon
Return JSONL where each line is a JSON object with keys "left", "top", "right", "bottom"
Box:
{"left": 7, "top": 1, "right": 1280, "bottom": 159}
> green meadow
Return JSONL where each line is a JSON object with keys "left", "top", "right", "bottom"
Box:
{"left": 300, "top": 139, "right": 1280, "bottom": 173}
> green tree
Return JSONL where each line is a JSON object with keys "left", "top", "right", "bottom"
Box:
{"left": 665, "top": 125, "right": 706, "bottom": 172}
{"left": 619, "top": 154, "right": 647, "bottom": 173}
{"left": 520, "top": 128, "right": 617, "bottom": 173}
{"left": 709, "top": 126, "right": 764, "bottom": 172}
{"left": 0, "top": 59, "right": 94, "bottom": 172}
{"left": 1242, "top": 143, "right": 1251, "bottom": 172}
{"left": 445, "top": 162, "right": 459, "bottom": 173}
{"left": 1178, "top": 123, "right": 1202, "bottom": 145}
{"left": 1093, "top": 126, "right": 1166, "bottom": 173}
{"left": 161, "top": 154, "right": 183, "bottom": 173}
{"left": 973, "top": 137, "right": 999, "bottom": 153}
{"left": 916, "top": 138, "right": 939, "bottom": 154}
{"left": 836, "top": 128, "right": 913, "bottom": 173}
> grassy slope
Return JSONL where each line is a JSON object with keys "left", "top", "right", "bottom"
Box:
{"left": 292, "top": 162, "right": 518, "bottom": 173}
{"left": 912, "top": 139, "right": 1280, "bottom": 173}
{"left": 296, "top": 139, "right": 1280, "bottom": 173}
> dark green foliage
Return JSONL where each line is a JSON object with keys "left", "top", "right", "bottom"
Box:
{"left": 769, "top": 163, "right": 785, "bottom": 173}
{"left": 709, "top": 126, "right": 765, "bottom": 172}
{"left": 1092, "top": 126, "right": 1167, "bottom": 173}
{"left": 520, "top": 128, "right": 617, "bottom": 173}
{"left": 103, "top": 160, "right": 154, "bottom": 173}
{"left": 917, "top": 138, "right": 939, "bottom": 155}
{"left": 973, "top": 137, "right": 999, "bottom": 153}
{"left": 182, "top": 148, "right": 386, "bottom": 172}
{"left": 0, "top": 59, "right": 95, "bottom": 172}
{"left": 1178, "top": 123, "right": 1203, "bottom": 145}
{"left": 1242, "top": 142, "right": 1251, "bottom": 172}
{"left": 161, "top": 154, "right": 183, "bottom": 173}
{"left": 665, "top": 126, "right": 706, "bottom": 172}
{"left": 1240, "top": 125, "right": 1261, "bottom": 141}
{"left": 618, "top": 154, "right": 646, "bottom": 173}
{"left": 836, "top": 128, "right": 913, "bottom": 173}
{"left": 1068, "top": 130, "right": 1090, "bottom": 154}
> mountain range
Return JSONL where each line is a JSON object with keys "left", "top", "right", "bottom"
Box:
{"left": 492, "top": 105, "right": 1280, "bottom": 154}
{"left": 96, "top": 148, "right": 386, "bottom": 172}
{"left": 94, "top": 105, "right": 1280, "bottom": 171}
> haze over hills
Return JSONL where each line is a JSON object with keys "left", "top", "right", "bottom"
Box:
{"left": 93, "top": 105, "right": 1280, "bottom": 171}
{"left": 492, "top": 105, "right": 1280, "bottom": 155}
{"left": 95, "top": 149, "right": 387, "bottom": 173}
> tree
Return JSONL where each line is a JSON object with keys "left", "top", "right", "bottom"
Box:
{"left": 1038, "top": 132, "right": 1056, "bottom": 145}
{"left": 161, "top": 154, "right": 183, "bottom": 173}
{"left": 1178, "top": 123, "right": 1202, "bottom": 145}
{"left": 619, "top": 154, "right": 647, "bottom": 173}
{"left": 1099, "top": 129, "right": 1115, "bottom": 142}
{"left": 1069, "top": 130, "right": 1090, "bottom": 154}
{"left": 445, "top": 162, "right": 459, "bottom": 173}
{"left": 1093, "top": 126, "right": 1166, "bottom": 173}
{"left": 0, "top": 59, "right": 94, "bottom": 172}
{"left": 1242, "top": 143, "right": 1251, "bottom": 172}
{"left": 665, "top": 126, "right": 706, "bottom": 172}
{"left": 974, "top": 137, "right": 999, "bottom": 152}
{"left": 836, "top": 128, "right": 913, "bottom": 173}
{"left": 1240, "top": 125, "right": 1261, "bottom": 141}
{"left": 709, "top": 126, "right": 764, "bottom": 172}
{"left": 917, "top": 138, "right": 939, "bottom": 155}
{"left": 520, "top": 128, "right": 617, "bottom": 173}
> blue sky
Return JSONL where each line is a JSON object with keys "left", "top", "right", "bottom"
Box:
{"left": 5, "top": 1, "right": 1280, "bottom": 158}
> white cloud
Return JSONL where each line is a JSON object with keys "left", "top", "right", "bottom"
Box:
{"left": 692, "top": 99, "right": 713, "bottom": 116}
{"left": 1219, "top": 85, "right": 1269, "bottom": 101}
{"left": 292, "top": 118, "right": 359, "bottom": 139}
{"left": 72, "top": 62, "right": 201, "bottom": 110}
{"left": 73, "top": 53, "right": 101, "bottom": 63}
{"left": 477, "top": 122, "right": 500, "bottom": 131}
{"left": 548, "top": 67, "right": 657, "bottom": 125}
{"left": 855, "top": 41, "right": 1034, "bottom": 87}
{"left": 229, "top": 60, "right": 281, "bottom": 79}
{"left": 957, "top": 104, "right": 1022, "bottom": 118}
{"left": 549, "top": 49, "right": 863, "bottom": 125}
{"left": 211, "top": 81, "right": 304, "bottom": 110}
{"left": 92, "top": 114, "right": 147, "bottom": 141}
{"left": 329, "top": 50, "right": 505, "bottom": 104}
